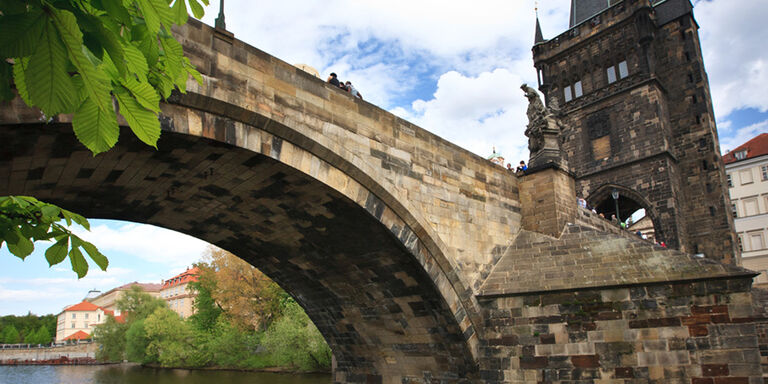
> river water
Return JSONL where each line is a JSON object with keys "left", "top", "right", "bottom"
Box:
{"left": 0, "top": 364, "right": 331, "bottom": 384}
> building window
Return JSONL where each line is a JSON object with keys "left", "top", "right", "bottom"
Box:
{"left": 741, "top": 169, "right": 753, "bottom": 185}
{"left": 734, "top": 150, "right": 747, "bottom": 160}
{"left": 98, "top": 314, "right": 100, "bottom": 321}
{"left": 72, "top": 313, "right": 76, "bottom": 319}
{"left": 71, "top": 323, "right": 75, "bottom": 329}
{"left": 750, "top": 232, "right": 765, "bottom": 251}
{"left": 84, "top": 322, "right": 88, "bottom": 328}
{"left": 574, "top": 81, "right": 583, "bottom": 98}
{"left": 731, "top": 203, "right": 738, "bottom": 218}
{"left": 727, "top": 174, "right": 733, "bottom": 187}
{"left": 762, "top": 165, "right": 768, "bottom": 181}
{"left": 564, "top": 85, "right": 573, "bottom": 102}
{"left": 84, "top": 313, "right": 88, "bottom": 319}
{"left": 738, "top": 235, "right": 743, "bottom": 251}
{"left": 744, "top": 198, "right": 759, "bottom": 216}
{"left": 607, "top": 66, "right": 617, "bottom": 84}
{"left": 618, "top": 60, "right": 628, "bottom": 79}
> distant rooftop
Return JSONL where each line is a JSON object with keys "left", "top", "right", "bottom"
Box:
{"left": 723, "top": 133, "right": 768, "bottom": 165}
{"left": 162, "top": 267, "right": 200, "bottom": 289}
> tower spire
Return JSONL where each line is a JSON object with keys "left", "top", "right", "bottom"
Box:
{"left": 534, "top": 2, "right": 545, "bottom": 44}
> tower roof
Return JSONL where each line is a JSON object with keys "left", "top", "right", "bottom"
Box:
{"left": 534, "top": 16, "right": 545, "bottom": 44}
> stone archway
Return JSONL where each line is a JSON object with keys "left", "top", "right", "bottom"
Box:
{"left": 0, "top": 122, "right": 479, "bottom": 383}
{"left": 586, "top": 183, "right": 665, "bottom": 241}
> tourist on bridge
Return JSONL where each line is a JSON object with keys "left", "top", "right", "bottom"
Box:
{"left": 515, "top": 160, "right": 527, "bottom": 174}
{"left": 327, "top": 72, "right": 340, "bottom": 87}
{"left": 345, "top": 81, "right": 363, "bottom": 100}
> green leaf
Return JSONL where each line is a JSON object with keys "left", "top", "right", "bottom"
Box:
{"left": 0, "top": 8, "right": 46, "bottom": 57}
{"left": 50, "top": 8, "right": 112, "bottom": 115}
{"left": 136, "top": 0, "right": 174, "bottom": 34}
{"left": 7, "top": 228, "right": 33, "bottom": 259}
{"left": 171, "top": 0, "right": 189, "bottom": 25}
{"left": 187, "top": 0, "right": 204, "bottom": 19}
{"left": 91, "top": 16, "right": 128, "bottom": 78}
{"left": 72, "top": 96, "right": 120, "bottom": 154}
{"left": 100, "top": 0, "right": 132, "bottom": 25}
{"left": 61, "top": 209, "right": 90, "bottom": 230}
{"left": 45, "top": 237, "right": 69, "bottom": 266}
{"left": 115, "top": 88, "right": 160, "bottom": 148}
{"left": 12, "top": 57, "right": 32, "bottom": 106}
{"left": 25, "top": 20, "right": 78, "bottom": 116}
{"left": 80, "top": 239, "right": 108, "bottom": 271}
{"left": 121, "top": 76, "right": 161, "bottom": 112}
{"left": 40, "top": 204, "right": 61, "bottom": 219}
{"left": 68, "top": 245, "right": 88, "bottom": 279}
{"left": 124, "top": 43, "right": 149, "bottom": 81}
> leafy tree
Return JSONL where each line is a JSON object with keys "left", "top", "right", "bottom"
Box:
{"left": 1, "top": 324, "right": 20, "bottom": 344}
{"left": 93, "top": 315, "right": 127, "bottom": 361}
{"left": 0, "top": 0, "right": 208, "bottom": 277}
{"left": 0, "top": 196, "right": 106, "bottom": 278}
{"left": 188, "top": 263, "right": 222, "bottom": 332}
{"left": 261, "top": 300, "right": 331, "bottom": 371}
{"left": 116, "top": 285, "right": 167, "bottom": 323}
{"left": 143, "top": 307, "right": 194, "bottom": 367}
{"left": 34, "top": 324, "right": 51, "bottom": 344}
{"left": 125, "top": 319, "right": 151, "bottom": 363}
{"left": 203, "top": 247, "right": 289, "bottom": 331}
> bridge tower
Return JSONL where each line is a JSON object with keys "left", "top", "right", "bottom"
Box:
{"left": 531, "top": 0, "right": 739, "bottom": 262}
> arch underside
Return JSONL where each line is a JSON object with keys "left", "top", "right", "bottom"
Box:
{"left": 587, "top": 184, "right": 661, "bottom": 231}
{"left": 0, "top": 124, "right": 477, "bottom": 382}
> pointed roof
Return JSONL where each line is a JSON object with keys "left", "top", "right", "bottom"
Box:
{"left": 63, "top": 301, "right": 103, "bottom": 312}
{"left": 534, "top": 16, "right": 545, "bottom": 44}
{"left": 63, "top": 330, "right": 91, "bottom": 341}
{"left": 723, "top": 133, "right": 768, "bottom": 164}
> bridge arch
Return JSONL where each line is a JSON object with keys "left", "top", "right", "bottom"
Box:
{"left": 1, "top": 108, "right": 480, "bottom": 382}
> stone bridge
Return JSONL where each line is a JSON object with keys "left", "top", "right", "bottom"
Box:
{"left": 2, "top": 20, "right": 767, "bottom": 384}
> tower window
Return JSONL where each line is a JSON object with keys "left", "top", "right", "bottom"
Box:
{"left": 574, "top": 81, "right": 583, "bottom": 98}
{"left": 564, "top": 85, "right": 573, "bottom": 102}
{"left": 685, "top": 52, "right": 691, "bottom": 62}
{"left": 607, "top": 66, "right": 617, "bottom": 84}
{"left": 706, "top": 183, "right": 713, "bottom": 193}
{"left": 618, "top": 61, "right": 628, "bottom": 79}
{"left": 709, "top": 206, "right": 715, "bottom": 216}
{"left": 692, "top": 95, "right": 698, "bottom": 104}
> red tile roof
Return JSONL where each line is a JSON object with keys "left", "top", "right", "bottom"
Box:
{"left": 64, "top": 301, "right": 103, "bottom": 312}
{"left": 723, "top": 133, "right": 768, "bottom": 164}
{"left": 162, "top": 267, "right": 200, "bottom": 289}
{"left": 114, "top": 281, "right": 162, "bottom": 292}
{"left": 63, "top": 330, "right": 91, "bottom": 341}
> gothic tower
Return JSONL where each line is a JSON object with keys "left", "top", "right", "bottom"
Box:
{"left": 531, "top": 0, "right": 739, "bottom": 263}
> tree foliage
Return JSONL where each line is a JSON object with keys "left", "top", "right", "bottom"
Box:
{"left": 0, "top": 0, "right": 208, "bottom": 278}
{"left": 0, "top": 196, "right": 106, "bottom": 278}
{"left": 261, "top": 300, "right": 331, "bottom": 371}
{"left": 0, "top": 0, "right": 206, "bottom": 154}
{"left": 93, "top": 315, "right": 127, "bottom": 361}
{"left": 202, "top": 247, "right": 289, "bottom": 331}
{"left": 0, "top": 324, "right": 20, "bottom": 344}
{"left": 116, "top": 285, "right": 167, "bottom": 323}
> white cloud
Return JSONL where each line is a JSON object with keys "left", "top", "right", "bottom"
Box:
{"left": 719, "top": 119, "right": 768, "bottom": 153}
{"left": 695, "top": 0, "right": 768, "bottom": 120}
{"left": 73, "top": 222, "right": 208, "bottom": 270}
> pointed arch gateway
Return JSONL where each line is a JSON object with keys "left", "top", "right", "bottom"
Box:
{"left": 0, "top": 99, "right": 482, "bottom": 382}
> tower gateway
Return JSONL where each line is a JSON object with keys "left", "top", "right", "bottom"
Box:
{"left": 532, "top": 0, "right": 739, "bottom": 262}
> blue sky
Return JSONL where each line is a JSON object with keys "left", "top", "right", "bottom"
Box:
{"left": 2, "top": 0, "right": 768, "bottom": 316}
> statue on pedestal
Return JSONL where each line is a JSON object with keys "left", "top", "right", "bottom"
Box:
{"left": 521, "top": 83, "right": 568, "bottom": 171}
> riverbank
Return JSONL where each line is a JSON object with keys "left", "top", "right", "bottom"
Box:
{"left": 0, "top": 342, "right": 98, "bottom": 365}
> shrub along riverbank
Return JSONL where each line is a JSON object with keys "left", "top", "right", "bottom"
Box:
{"left": 94, "top": 248, "right": 331, "bottom": 372}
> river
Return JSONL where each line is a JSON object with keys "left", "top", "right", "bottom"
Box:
{"left": 0, "top": 364, "right": 331, "bottom": 384}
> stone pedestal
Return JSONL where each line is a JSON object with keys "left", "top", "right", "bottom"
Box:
{"left": 519, "top": 166, "right": 577, "bottom": 238}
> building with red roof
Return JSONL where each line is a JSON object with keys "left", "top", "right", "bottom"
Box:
{"left": 88, "top": 281, "right": 162, "bottom": 316}
{"left": 160, "top": 267, "right": 200, "bottom": 318}
{"left": 55, "top": 301, "right": 110, "bottom": 342}
{"left": 724, "top": 133, "right": 768, "bottom": 287}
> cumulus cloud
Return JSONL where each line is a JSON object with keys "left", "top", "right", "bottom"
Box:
{"left": 72, "top": 221, "right": 208, "bottom": 271}
{"left": 719, "top": 119, "right": 768, "bottom": 153}
{"left": 695, "top": 0, "right": 768, "bottom": 119}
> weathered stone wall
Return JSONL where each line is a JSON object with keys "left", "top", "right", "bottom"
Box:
{"left": 478, "top": 279, "right": 762, "bottom": 383}
{"left": 532, "top": 0, "right": 738, "bottom": 263}
{"left": 519, "top": 167, "right": 577, "bottom": 238}
{"left": 0, "top": 343, "right": 97, "bottom": 361}
{"left": 174, "top": 20, "right": 521, "bottom": 288}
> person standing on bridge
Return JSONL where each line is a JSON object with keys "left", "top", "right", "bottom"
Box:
{"left": 327, "top": 72, "right": 341, "bottom": 87}
{"left": 345, "top": 81, "right": 363, "bottom": 100}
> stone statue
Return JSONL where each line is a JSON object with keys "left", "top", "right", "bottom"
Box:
{"left": 521, "top": 83, "right": 569, "bottom": 171}
{"left": 521, "top": 83, "right": 546, "bottom": 124}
